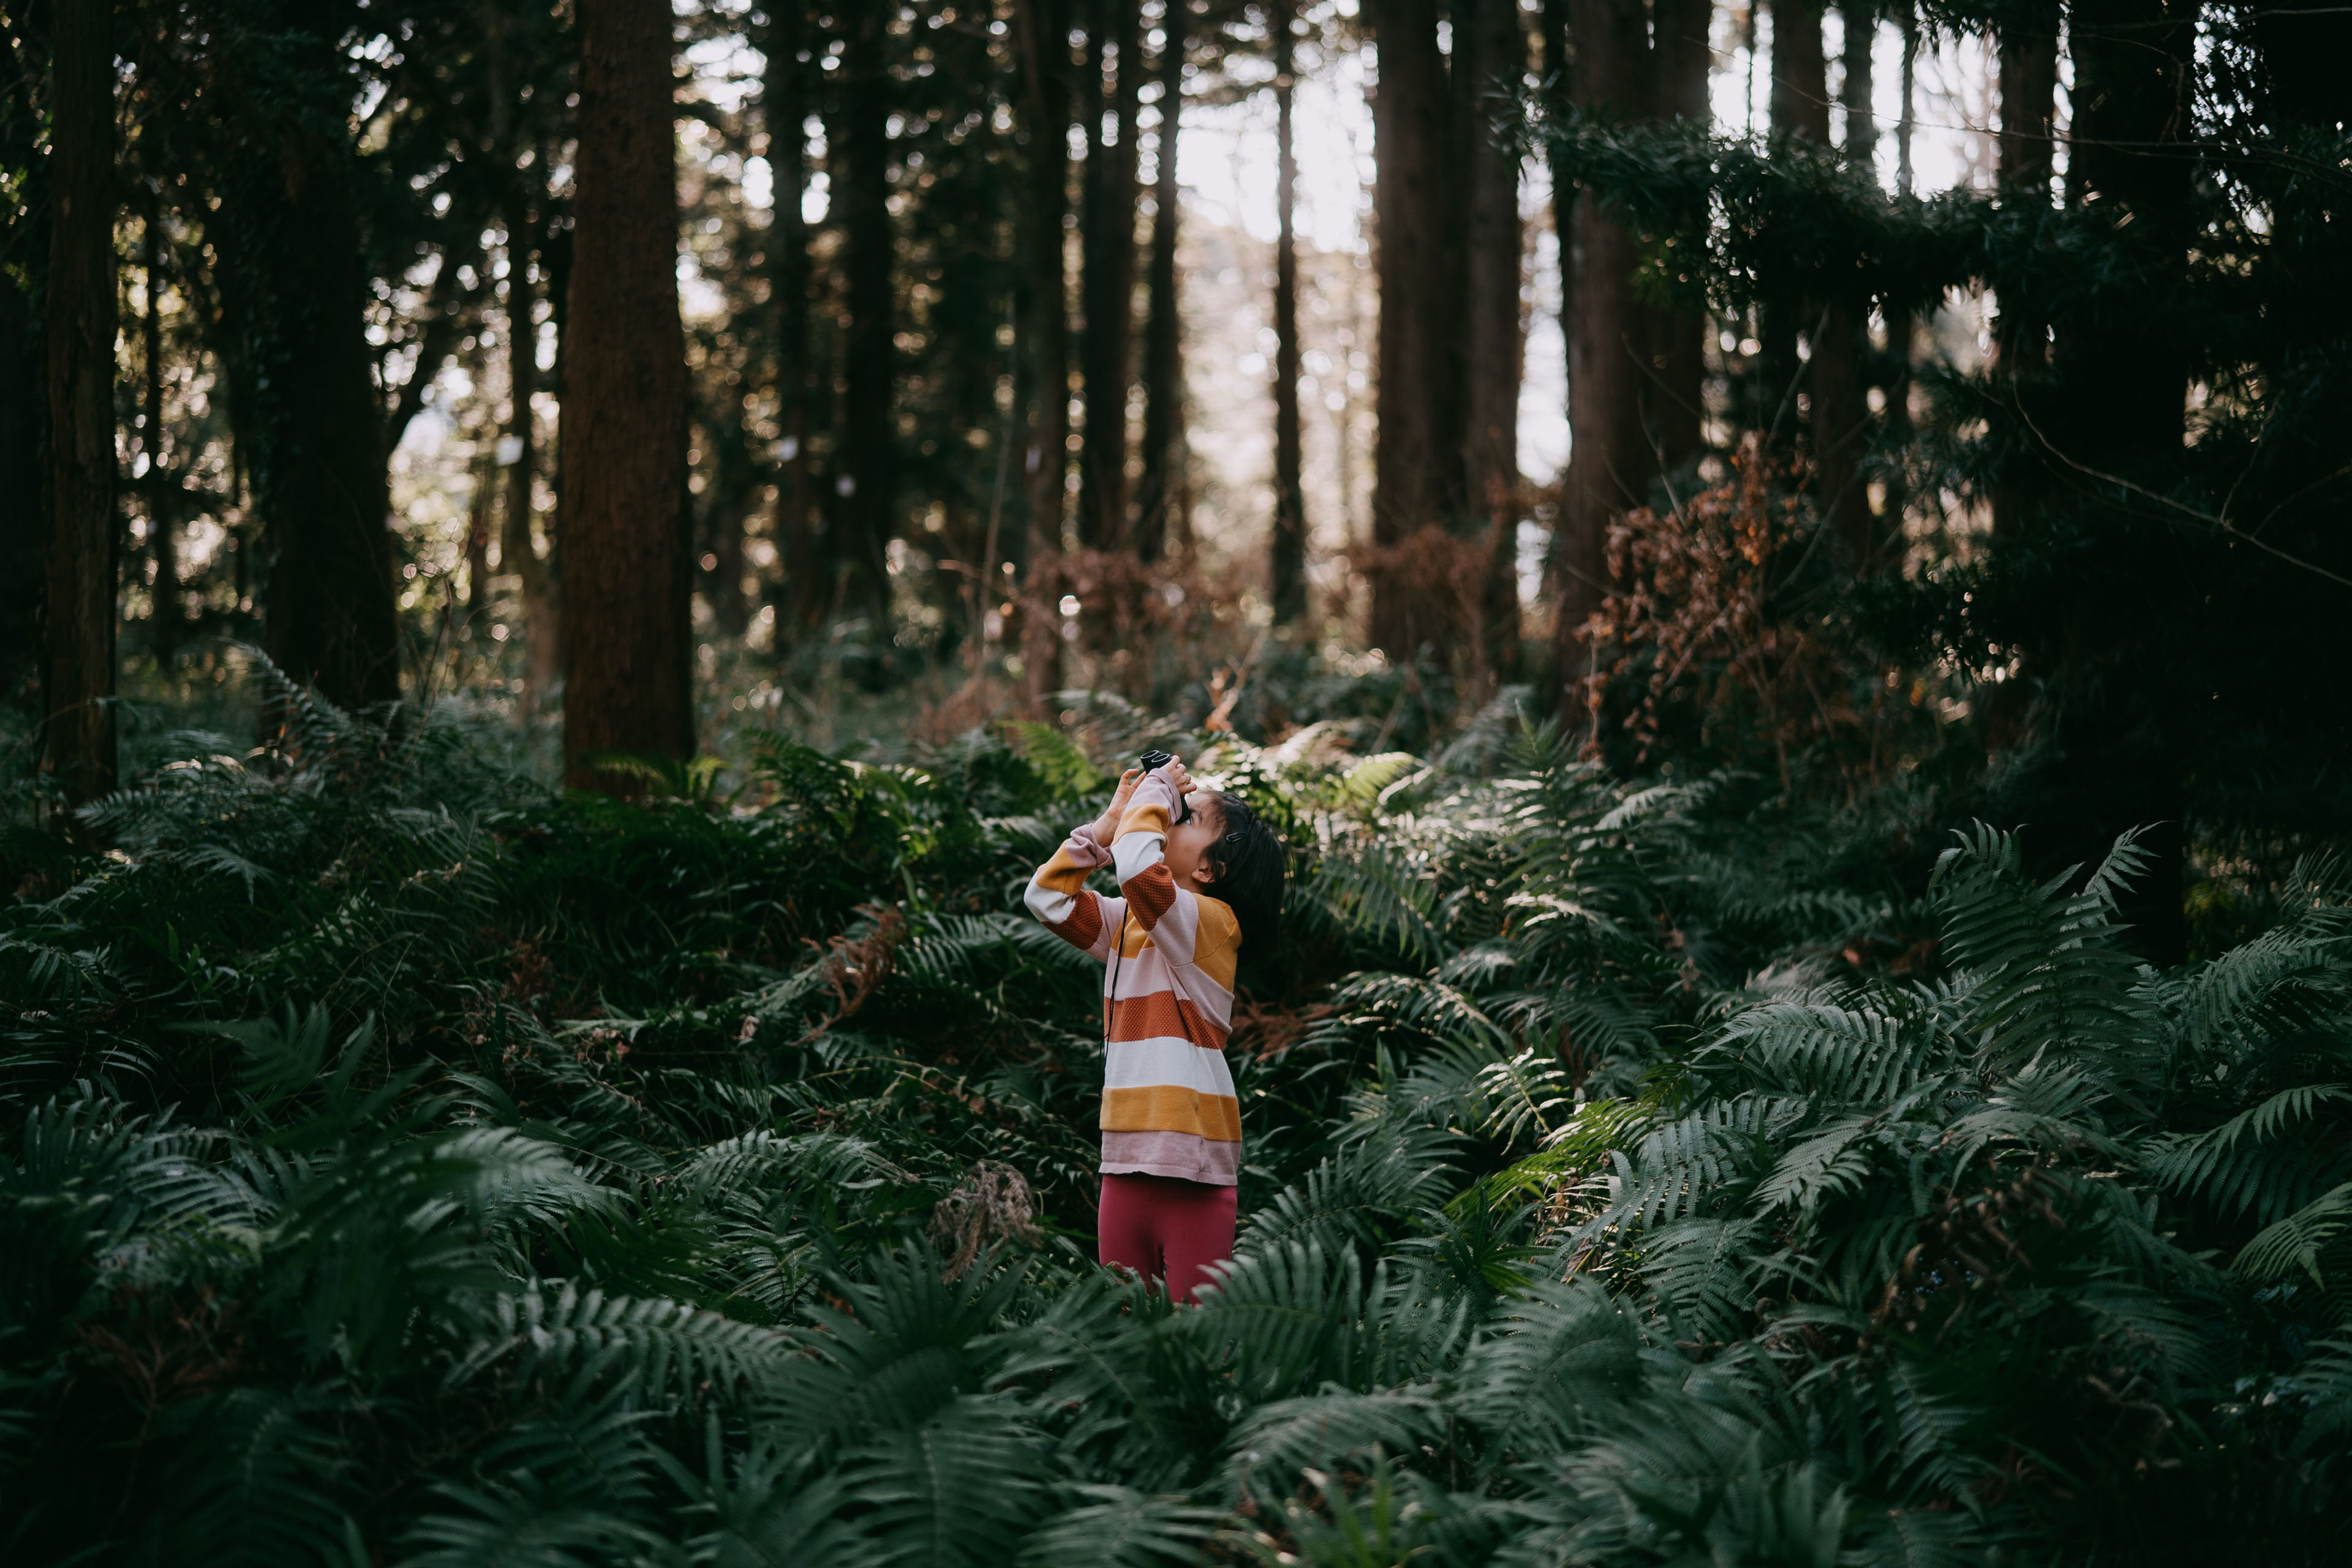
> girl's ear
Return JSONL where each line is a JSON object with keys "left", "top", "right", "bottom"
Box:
{"left": 1189, "top": 862, "right": 1216, "bottom": 886}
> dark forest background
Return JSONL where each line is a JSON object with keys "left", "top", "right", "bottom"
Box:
{"left": 4, "top": 0, "right": 2352, "bottom": 1562}
{"left": 6, "top": 0, "right": 2344, "bottom": 943}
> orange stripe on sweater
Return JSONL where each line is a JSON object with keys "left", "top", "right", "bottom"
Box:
{"left": 1050, "top": 892, "right": 1102, "bottom": 949}
{"left": 1108, "top": 989, "right": 1229, "bottom": 1049}
{"left": 1101, "top": 1085, "right": 1242, "bottom": 1140}
{"left": 1123, "top": 864, "right": 1176, "bottom": 924}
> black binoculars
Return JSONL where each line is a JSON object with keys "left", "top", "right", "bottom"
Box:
{"left": 1137, "top": 750, "right": 1190, "bottom": 823}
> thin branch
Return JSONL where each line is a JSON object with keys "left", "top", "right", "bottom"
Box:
{"left": 2015, "top": 402, "right": 2352, "bottom": 591}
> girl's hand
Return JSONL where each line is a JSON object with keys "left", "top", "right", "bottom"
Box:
{"left": 1161, "top": 757, "right": 1196, "bottom": 798}
{"left": 1090, "top": 769, "right": 1144, "bottom": 842}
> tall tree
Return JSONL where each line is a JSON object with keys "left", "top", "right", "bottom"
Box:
{"left": 1079, "top": 0, "right": 1142, "bottom": 551}
{"left": 1811, "top": 2, "right": 1873, "bottom": 567}
{"left": 2024, "top": 0, "right": 2197, "bottom": 961}
{"left": 1269, "top": 0, "right": 1306, "bottom": 626}
{"left": 141, "top": 192, "right": 181, "bottom": 662}
{"left": 1879, "top": 1, "right": 1917, "bottom": 530}
{"left": 1013, "top": 0, "right": 1074, "bottom": 705}
{"left": 42, "top": 0, "right": 116, "bottom": 806}
{"left": 1454, "top": 0, "right": 1525, "bottom": 677}
{"left": 1988, "top": 2, "right": 2058, "bottom": 537}
{"left": 1758, "top": 0, "right": 1828, "bottom": 455}
{"left": 0, "top": 12, "right": 38, "bottom": 699}
{"left": 1646, "top": 0, "right": 1711, "bottom": 473}
{"left": 1134, "top": 0, "right": 1187, "bottom": 563}
{"left": 1364, "top": 0, "right": 1455, "bottom": 656}
{"left": 831, "top": 4, "right": 897, "bottom": 626}
{"left": 765, "top": 4, "right": 823, "bottom": 637}
{"left": 501, "top": 189, "right": 560, "bottom": 711}
{"left": 1553, "top": 0, "right": 1651, "bottom": 712}
{"left": 209, "top": 2, "right": 400, "bottom": 713}
{"left": 560, "top": 0, "right": 693, "bottom": 787}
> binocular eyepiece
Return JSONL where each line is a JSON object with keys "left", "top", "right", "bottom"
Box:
{"left": 1139, "top": 748, "right": 1173, "bottom": 771}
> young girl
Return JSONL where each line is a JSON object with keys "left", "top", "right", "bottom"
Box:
{"left": 1023, "top": 756, "right": 1284, "bottom": 1302}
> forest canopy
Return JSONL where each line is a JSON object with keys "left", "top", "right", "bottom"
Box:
{"left": 3, "top": 0, "right": 2350, "bottom": 1562}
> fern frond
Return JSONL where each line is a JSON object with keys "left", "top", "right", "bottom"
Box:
{"left": 1019, "top": 1487, "right": 1221, "bottom": 1568}
{"left": 2234, "top": 1183, "right": 2352, "bottom": 1295}
{"left": 453, "top": 1281, "right": 794, "bottom": 1398}
{"left": 834, "top": 1396, "right": 1053, "bottom": 1568}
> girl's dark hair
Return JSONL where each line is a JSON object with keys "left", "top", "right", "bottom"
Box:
{"left": 1201, "top": 792, "right": 1284, "bottom": 950}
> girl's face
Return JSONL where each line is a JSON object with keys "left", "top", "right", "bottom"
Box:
{"left": 1162, "top": 792, "right": 1224, "bottom": 889}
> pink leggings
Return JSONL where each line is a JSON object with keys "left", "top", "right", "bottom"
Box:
{"left": 1096, "top": 1173, "right": 1237, "bottom": 1303}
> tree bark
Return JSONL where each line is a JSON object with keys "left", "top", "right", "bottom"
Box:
{"left": 1456, "top": 0, "right": 1525, "bottom": 680}
{"left": 1759, "top": 0, "right": 1828, "bottom": 453}
{"left": 1768, "top": 0, "right": 1831, "bottom": 143}
{"left": 1879, "top": 1, "right": 1915, "bottom": 538}
{"left": 1645, "top": 0, "right": 1711, "bottom": 473}
{"left": 465, "top": 456, "right": 494, "bottom": 616}
{"left": 1365, "top": 0, "right": 1453, "bottom": 657}
{"left": 1988, "top": 14, "right": 2057, "bottom": 538}
{"left": 766, "top": 5, "right": 822, "bottom": 639}
{"left": 1553, "top": 0, "right": 1651, "bottom": 716}
{"left": 42, "top": 0, "right": 116, "bottom": 806}
{"left": 0, "top": 259, "right": 40, "bottom": 693}
{"left": 1014, "top": 0, "right": 1074, "bottom": 707}
{"left": 1812, "top": 4, "right": 1873, "bottom": 569}
{"left": 502, "top": 190, "right": 560, "bottom": 712}
{"left": 560, "top": 0, "right": 693, "bottom": 788}
{"left": 1133, "top": 0, "right": 1186, "bottom": 564}
{"left": 832, "top": 4, "right": 896, "bottom": 626}
{"left": 1079, "top": 0, "right": 1142, "bottom": 551}
{"left": 1270, "top": 0, "right": 1307, "bottom": 627}
{"left": 143, "top": 196, "right": 181, "bottom": 662}
{"left": 210, "top": 4, "right": 401, "bottom": 715}
{"left": 2038, "top": 0, "right": 2196, "bottom": 963}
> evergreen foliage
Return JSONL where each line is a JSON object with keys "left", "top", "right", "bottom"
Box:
{"left": 4, "top": 687, "right": 2348, "bottom": 1563}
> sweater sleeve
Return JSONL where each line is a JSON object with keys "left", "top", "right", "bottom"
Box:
{"left": 1024, "top": 824, "right": 1122, "bottom": 957}
{"left": 1110, "top": 769, "right": 1202, "bottom": 961}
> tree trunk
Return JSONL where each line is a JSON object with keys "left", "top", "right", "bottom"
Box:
{"left": 466, "top": 458, "right": 494, "bottom": 615}
{"left": 502, "top": 190, "right": 560, "bottom": 712}
{"left": 1014, "top": 0, "right": 1074, "bottom": 707}
{"left": 1645, "top": 0, "right": 1711, "bottom": 473}
{"left": 1988, "top": 16, "right": 2057, "bottom": 538}
{"left": 560, "top": 0, "right": 693, "bottom": 788}
{"left": 211, "top": 5, "right": 401, "bottom": 715}
{"left": 2040, "top": 0, "right": 2196, "bottom": 963}
{"left": 1879, "top": 1, "right": 1915, "bottom": 538}
{"left": 1553, "top": 0, "right": 1652, "bottom": 717}
{"left": 1768, "top": 0, "right": 1830, "bottom": 147}
{"left": 1895, "top": 2, "right": 1917, "bottom": 196}
{"left": 1539, "top": 0, "right": 1571, "bottom": 672}
{"left": 42, "top": 0, "right": 116, "bottom": 807}
{"left": 1759, "top": 0, "right": 1828, "bottom": 451}
{"left": 1812, "top": 4, "right": 1873, "bottom": 569}
{"left": 0, "top": 243, "right": 40, "bottom": 690}
{"left": 1270, "top": 0, "right": 1307, "bottom": 627}
{"left": 143, "top": 197, "right": 181, "bottom": 663}
{"left": 1133, "top": 0, "right": 1186, "bottom": 564}
{"left": 766, "top": 6, "right": 822, "bottom": 640}
{"left": 1365, "top": 0, "right": 1453, "bottom": 657}
{"left": 832, "top": 4, "right": 895, "bottom": 626}
{"left": 1079, "top": 0, "right": 1141, "bottom": 552}
{"left": 1456, "top": 0, "right": 1524, "bottom": 680}
{"left": 705, "top": 484, "right": 751, "bottom": 636}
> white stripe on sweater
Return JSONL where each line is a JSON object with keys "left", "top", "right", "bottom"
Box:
{"left": 1104, "top": 1038, "right": 1238, "bottom": 1096}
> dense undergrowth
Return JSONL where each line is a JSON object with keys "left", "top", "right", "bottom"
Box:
{"left": 3, "top": 673, "right": 2350, "bottom": 1567}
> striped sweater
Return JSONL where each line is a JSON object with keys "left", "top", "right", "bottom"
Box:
{"left": 1023, "top": 770, "right": 1242, "bottom": 1185}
